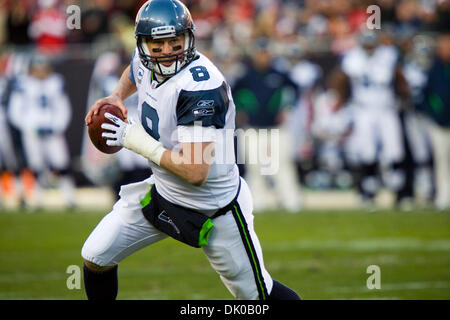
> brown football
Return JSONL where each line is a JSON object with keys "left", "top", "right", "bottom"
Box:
{"left": 88, "top": 104, "right": 125, "bottom": 154}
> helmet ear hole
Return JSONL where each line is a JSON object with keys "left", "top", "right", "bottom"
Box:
{"left": 184, "top": 31, "right": 190, "bottom": 54}
{"left": 139, "top": 37, "right": 151, "bottom": 56}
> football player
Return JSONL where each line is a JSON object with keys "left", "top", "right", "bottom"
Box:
{"left": 7, "top": 55, "right": 76, "bottom": 209}
{"left": 0, "top": 76, "right": 18, "bottom": 207}
{"left": 340, "top": 29, "right": 408, "bottom": 207}
{"left": 82, "top": 0, "right": 300, "bottom": 300}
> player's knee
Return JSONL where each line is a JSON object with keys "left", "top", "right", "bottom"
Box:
{"left": 83, "top": 259, "right": 116, "bottom": 272}
{"left": 81, "top": 245, "right": 115, "bottom": 272}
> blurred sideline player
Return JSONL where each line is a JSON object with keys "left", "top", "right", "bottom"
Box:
{"left": 310, "top": 68, "right": 354, "bottom": 189}
{"left": 0, "top": 75, "right": 18, "bottom": 207}
{"left": 7, "top": 55, "right": 76, "bottom": 209}
{"left": 82, "top": 0, "right": 299, "bottom": 300}
{"left": 419, "top": 31, "right": 450, "bottom": 210}
{"left": 0, "top": 52, "right": 31, "bottom": 208}
{"left": 232, "top": 39, "right": 303, "bottom": 213}
{"left": 340, "top": 29, "right": 409, "bottom": 208}
{"left": 400, "top": 34, "right": 435, "bottom": 206}
{"left": 288, "top": 55, "right": 323, "bottom": 184}
{"left": 81, "top": 51, "right": 150, "bottom": 197}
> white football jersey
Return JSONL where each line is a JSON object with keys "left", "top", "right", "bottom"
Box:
{"left": 341, "top": 45, "right": 399, "bottom": 109}
{"left": 129, "top": 50, "right": 240, "bottom": 211}
{"left": 8, "top": 73, "right": 71, "bottom": 133}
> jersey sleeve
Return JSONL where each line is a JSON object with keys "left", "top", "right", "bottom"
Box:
{"left": 175, "top": 81, "right": 229, "bottom": 129}
{"left": 128, "top": 49, "right": 139, "bottom": 85}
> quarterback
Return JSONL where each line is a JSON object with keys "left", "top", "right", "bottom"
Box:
{"left": 83, "top": 0, "right": 300, "bottom": 300}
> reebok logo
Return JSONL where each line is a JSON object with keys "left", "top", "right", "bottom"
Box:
{"left": 193, "top": 100, "right": 215, "bottom": 116}
{"left": 197, "top": 100, "right": 214, "bottom": 107}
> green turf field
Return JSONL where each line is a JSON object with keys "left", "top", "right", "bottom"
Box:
{"left": 0, "top": 209, "right": 449, "bottom": 299}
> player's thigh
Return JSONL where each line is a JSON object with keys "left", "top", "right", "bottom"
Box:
{"left": 0, "top": 126, "right": 17, "bottom": 170}
{"left": 22, "top": 132, "right": 45, "bottom": 171}
{"left": 353, "top": 108, "right": 377, "bottom": 163}
{"left": 81, "top": 199, "right": 167, "bottom": 267}
{"left": 202, "top": 178, "right": 273, "bottom": 300}
{"left": 44, "top": 135, "right": 70, "bottom": 170}
{"left": 404, "top": 113, "right": 430, "bottom": 163}
{"left": 377, "top": 109, "right": 404, "bottom": 164}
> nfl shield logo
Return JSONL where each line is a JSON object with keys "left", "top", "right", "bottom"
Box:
{"left": 137, "top": 67, "right": 144, "bottom": 84}
{"left": 151, "top": 81, "right": 158, "bottom": 89}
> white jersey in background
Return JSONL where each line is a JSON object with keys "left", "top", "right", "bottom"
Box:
{"left": 6, "top": 71, "right": 75, "bottom": 208}
{"left": 341, "top": 45, "right": 399, "bottom": 110}
{"left": 341, "top": 44, "right": 405, "bottom": 191}
{"left": 129, "top": 50, "right": 239, "bottom": 211}
{"left": 8, "top": 73, "right": 71, "bottom": 134}
{"left": 8, "top": 73, "right": 72, "bottom": 172}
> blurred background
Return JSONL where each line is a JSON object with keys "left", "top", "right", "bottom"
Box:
{"left": 0, "top": 0, "right": 449, "bottom": 212}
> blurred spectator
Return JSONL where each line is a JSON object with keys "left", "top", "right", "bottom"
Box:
{"left": 5, "top": 0, "right": 32, "bottom": 45}
{"left": 419, "top": 30, "right": 450, "bottom": 210}
{"left": 0, "top": 0, "right": 8, "bottom": 45}
{"left": 116, "top": 0, "right": 143, "bottom": 21}
{"left": 434, "top": 0, "right": 450, "bottom": 32}
{"left": 7, "top": 55, "right": 76, "bottom": 209}
{"left": 190, "top": 0, "right": 224, "bottom": 41}
{"left": 377, "top": 0, "right": 396, "bottom": 25}
{"left": 28, "top": 0, "right": 68, "bottom": 54}
{"left": 395, "top": 0, "right": 423, "bottom": 32}
{"left": 108, "top": 12, "right": 135, "bottom": 52}
{"left": 80, "top": 0, "right": 113, "bottom": 44}
{"left": 233, "top": 38, "right": 302, "bottom": 212}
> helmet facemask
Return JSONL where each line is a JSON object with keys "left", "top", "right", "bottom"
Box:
{"left": 137, "top": 30, "right": 196, "bottom": 77}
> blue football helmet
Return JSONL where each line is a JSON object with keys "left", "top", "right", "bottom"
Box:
{"left": 134, "top": 0, "right": 196, "bottom": 77}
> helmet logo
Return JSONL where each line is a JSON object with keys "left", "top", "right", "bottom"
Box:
{"left": 151, "top": 26, "right": 176, "bottom": 39}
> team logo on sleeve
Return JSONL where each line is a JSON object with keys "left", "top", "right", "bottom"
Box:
{"left": 192, "top": 100, "right": 215, "bottom": 116}
{"left": 137, "top": 67, "right": 144, "bottom": 84}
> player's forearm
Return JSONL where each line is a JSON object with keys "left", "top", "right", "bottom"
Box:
{"left": 159, "top": 150, "right": 211, "bottom": 187}
{"left": 116, "top": 117, "right": 212, "bottom": 186}
{"left": 111, "top": 65, "right": 137, "bottom": 101}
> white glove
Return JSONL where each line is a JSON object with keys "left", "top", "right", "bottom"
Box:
{"left": 101, "top": 113, "right": 127, "bottom": 147}
{"left": 102, "top": 112, "right": 166, "bottom": 165}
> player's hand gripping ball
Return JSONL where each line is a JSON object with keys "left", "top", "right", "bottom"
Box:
{"left": 88, "top": 104, "right": 125, "bottom": 154}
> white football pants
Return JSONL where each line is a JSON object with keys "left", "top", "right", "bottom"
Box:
{"left": 81, "top": 176, "right": 273, "bottom": 299}
{"left": 348, "top": 106, "right": 404, "bottom": 166}
{"left": 22, "top": 131, "right": 70, "bottom": 172}
{"left": 428, "top": 122, "right": 450, "bottom": 209}
{"left": 237, "top": 126, "right": 302, "bottom": 212}
{"left": 0, "top": 109, "right": 17, "bottom": 171}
